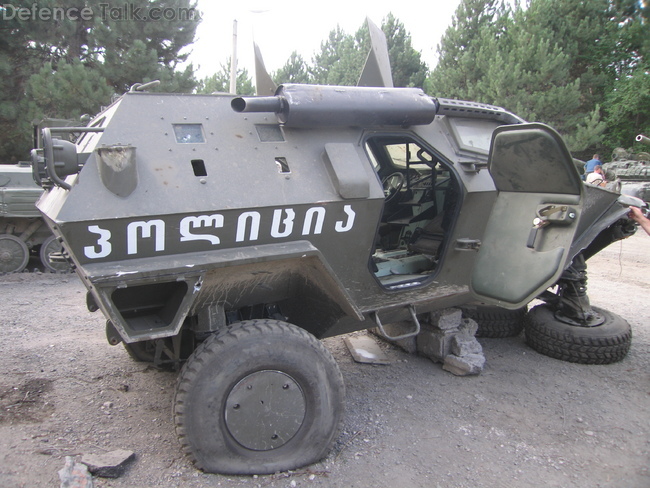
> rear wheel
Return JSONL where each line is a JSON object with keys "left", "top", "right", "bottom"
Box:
{"left": 174, "top": 319, "right": 345, "bottom": 474}
{"left": 0, "top": 234, "right": 29, "bottom": 273}
{"left": 525, "top": 304, "right": 631, "bottom": 364}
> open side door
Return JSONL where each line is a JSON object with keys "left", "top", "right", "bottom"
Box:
{"left": 471, "top": 123, "right": 584, "bottom": 308}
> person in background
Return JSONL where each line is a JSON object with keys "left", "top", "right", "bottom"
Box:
{"left": 584, "top": 154, "right": 602, "bottom": 176}
{"left": 586, "top": 165, "right": 606, "bottom": 187}
{"left": 629, "top": 206, "right": 650, "bottom": 236}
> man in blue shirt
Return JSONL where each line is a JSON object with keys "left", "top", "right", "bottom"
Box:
{"left": 584, "top": 154, "right": 602, "bottom": 175}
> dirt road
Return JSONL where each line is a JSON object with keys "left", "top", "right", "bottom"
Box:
{"left": 1, "top": 232, "right": 649, "bottom": 488}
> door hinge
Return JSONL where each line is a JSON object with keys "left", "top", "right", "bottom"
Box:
{"left": 455, "top": 238, "right": 481, "bottom": 251}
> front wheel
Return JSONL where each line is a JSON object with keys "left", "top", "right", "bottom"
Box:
{"left": 174, "top": 319, "right": 345, "bottom": 474}
{"left": 525, "top": 304, "right": 631, "bottom": 364}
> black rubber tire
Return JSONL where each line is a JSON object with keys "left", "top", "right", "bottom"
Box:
{"left": 524, "top": 304, "right": 632, "bottom": 364}
{"left": 174, "top": 319, "right": 345, "bottom": 475}
{"left": 460, "top": 305, "right": 526, "bottom": 338}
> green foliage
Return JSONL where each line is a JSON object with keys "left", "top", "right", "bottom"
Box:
{"left": 602, "top": 2, "right": 650, "bottom": 151}
{"left": 310, "top": 26, "right": 366, "bottom": 85}
{"left": 428, "top": 0, "right": 647, "bottom": 157}
{"left": 275, "top": 15, "right": 427, "bottom": 88}
{"left": 383, "top": 14, "right": 428, "bottom": 88}
{"left": 196, "top": 60, "right": 254, "bottom": 96}
{"left": 0, "top": 0, "right": 200, "bottom": 162}
{"left": 273, "top": 52, "right": 311, "bottom": 85}
{"left": 602, "top": 66, "right": 650, "bottom": 150}
{"left": 25, "top": 60, "right": 114, "bottom": 120}
{"left": 426, "top": 0, "right": 505, "bottom": 96}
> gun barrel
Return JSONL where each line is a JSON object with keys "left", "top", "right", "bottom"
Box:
{"left": 232, "top": 84, "right": 438, "bottom": 128}
{"left": 636, "top": 134, "right": 649, "bottom": 145}
{"left": 231, "top": 96, "right": 283, "bottom": 114}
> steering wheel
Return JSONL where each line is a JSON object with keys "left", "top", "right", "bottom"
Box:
{"left": 382, "top": 172, "right": 405, "bottom": 202}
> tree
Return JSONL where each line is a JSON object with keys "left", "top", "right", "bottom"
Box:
{"left": 428, "top": 0, "right": 619, "bottom": 155}
{"left": 0, "top": 0, "right": 200, "bottom": 162}
{"left": 383, "top": 14, "right": 428, "bottom": 88}
{"left": 425, "top": 0, "right": 506, "bottom": 97}
{"left": 24, "top": 60, "right": 114, "bottom": 121}
{"left": 603, "top": 66, "right": 650, "bottom": 150}
{"left": 602, "top": 1, "right": 650, "bottom": 150}
{"left": 196, "top": 60, "right": 255, "bottom": 95}
{"left": 302, "top": 15, "right": 427, "bottom": 87}
{"left": 310, "top": 26, "right": 364, "bottom": 85}
{"left": 273, "top": 52, "right": 312, "bottom": 85}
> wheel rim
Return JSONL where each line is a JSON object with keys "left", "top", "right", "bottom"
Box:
{"left": 224, "top": 370, "right": 306, "bottom": 451}
{"left": 0, "top": 234, "right": 29, "bottom": 273}
{"left": 40, "top": 235, "right": 69, "bottom": 272}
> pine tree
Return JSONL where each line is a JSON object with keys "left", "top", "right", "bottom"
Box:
{"left": 196, "top": 60, "right": 254, "bottom": 96}
{"left": 602, "top": 1, "right": 650, "bottom": 150}
{"left": 0, "top": 0, "right": 200, "bottom": 162}
{"left": 307, "top": 15, "right": 427, "bottom": 87}
{"left": 383, "top": 14, "right": 428, "bottom": 88}
{"left": 273, "top": 52, "right": 312, "bottom": 85}
{"left": 428, "top": 0, "right": 617, "bottom": 155}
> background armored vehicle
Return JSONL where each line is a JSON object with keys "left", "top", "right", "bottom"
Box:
{"left": 0, "top": 161, "right": 67, "bottom": 273}
{"left": 603, "top": 134, "right": 650, "bottom": 202}
{"left": 30, "top": 21, "right": 643, "bottom": 475}
{"left": 0, "top": 118, "right": 79, "bottom": 273}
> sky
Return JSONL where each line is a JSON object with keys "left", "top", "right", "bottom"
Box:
{"left": 186, "top": 0, "right": 463, "bottom": 80}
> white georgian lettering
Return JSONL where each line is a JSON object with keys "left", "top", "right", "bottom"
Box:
{"left": 302, "top": 207, "right": 326, "bottom": 235}
{"left": 127, "top": 219, "right": 165, "bottom": 255}
{"left": 271, "top": 208, "right": 295, "bottom": 238}
{"left": 84, "top": 225, "right": 112, "bottom": 259}
{"left": 334, "top": 204, "right": 356, "bottom": 232}
{"left": 180, "top": 214, "right": 224, "bottom": 245}
{"left": 236, "top": 211, "right": 261, "bottom": 242}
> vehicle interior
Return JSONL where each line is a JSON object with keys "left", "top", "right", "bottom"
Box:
{"left": 365, "top": 135, "right": 460, "bottom": 289}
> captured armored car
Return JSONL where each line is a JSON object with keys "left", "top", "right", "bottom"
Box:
{"left": 31, "top": 23, "right": 643, "bottom": 475}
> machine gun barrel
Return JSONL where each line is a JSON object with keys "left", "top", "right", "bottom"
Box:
{"left": 232, "top": 84, "right": 438, "bottom": 128}
{"left": 231, "top": 96, "right": 284, "bottom": 114}
{"left": 636, "top": 134, "right": 649, "bottom": 146}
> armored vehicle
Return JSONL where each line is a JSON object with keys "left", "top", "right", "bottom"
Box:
{"left": 30, "top": 22, "right": 643, "bottom": 475}
{"left": 602, "top": 134, "right": 650, "bottom": 202}
{"left": 0, "top": 161, "right": 67, "bottom": 272}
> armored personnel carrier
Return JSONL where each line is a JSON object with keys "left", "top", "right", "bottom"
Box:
{"left": 603, "top": 134, "right": 650, "bottom": 202}
{"left": 0, "top": 161, "right": 67, "bottom": 272}
{"left": 30, "top": 21, "right": 644, "bottom": 475}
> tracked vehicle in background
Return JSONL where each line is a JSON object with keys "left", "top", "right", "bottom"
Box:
{"left": 30, "top": 19, "right": 644, "bottom": 475}
{"left": 0, "top": 161, "right": 68, "bottom": 273}
{"left": 603, "top": 134, "right": 650, "bottom": 203}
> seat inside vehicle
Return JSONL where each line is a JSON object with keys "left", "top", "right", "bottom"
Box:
{"left": 364, "top": 136, "right": 460, "bottom": 289}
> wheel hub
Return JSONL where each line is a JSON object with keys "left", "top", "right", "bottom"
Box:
{"left": 554, "top": 309, "right": 606, "bottom": 327}
{"left": 224, "top": 370, "right": 305, "bottom": 451}
{"left": 0, "top": 235, "right": 29, "bottom": 273}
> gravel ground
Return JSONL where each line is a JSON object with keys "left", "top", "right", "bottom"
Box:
{"left": 0, "top": 231, "right": 648, "bottom": 488}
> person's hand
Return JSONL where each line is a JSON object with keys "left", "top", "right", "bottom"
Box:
{"left": 628, "top": 206, "right": 645, "bottom": 222}
{"left": 628, "top": 206, "right": 650, "bottom": 236}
